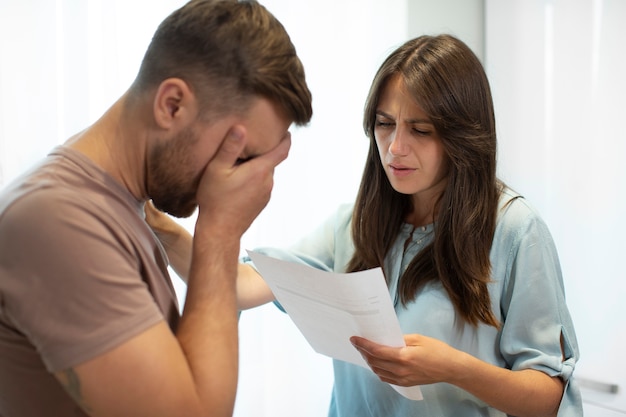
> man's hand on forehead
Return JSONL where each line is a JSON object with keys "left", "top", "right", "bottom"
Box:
{"left": 234, "top": 130, "right": 291, "bottom": 166}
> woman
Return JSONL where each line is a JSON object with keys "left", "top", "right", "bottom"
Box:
{"left": 148, "top": 34, "right": 582, "bottom": 416}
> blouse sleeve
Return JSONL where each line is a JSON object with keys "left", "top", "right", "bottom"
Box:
{"left": 241, "top": 203, "right": 354, "bottom": 273}
{"left": 497, "top": 199, "right": 582, "bottom": 415}
{"left": 240, "top": 204, "right": 354, "bottom": 313}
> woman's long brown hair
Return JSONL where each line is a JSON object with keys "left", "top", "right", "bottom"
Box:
{"left": 347, "top": 35, "right": 502, "bottom": 327}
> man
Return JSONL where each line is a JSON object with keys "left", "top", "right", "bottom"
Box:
{"left": 0, "top": 0, "right": 312, "bottom": 416}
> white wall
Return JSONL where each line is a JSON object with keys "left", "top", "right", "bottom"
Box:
{"left": 407, "top": 0, "right": 485, "bottom": 59}
{"left": 485, "top": 0, "right": 626, "bottom": 414}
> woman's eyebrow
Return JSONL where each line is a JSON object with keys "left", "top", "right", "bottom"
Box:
{"left": 376, "top": 110, "right": 432, "bottom": 124}
{"left": 406, "top": 118, "right": 434, "bottom": 125}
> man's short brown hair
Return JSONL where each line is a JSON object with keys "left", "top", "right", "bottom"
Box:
{"left": 131, "top": 0, "right": 312, "bottom": 125}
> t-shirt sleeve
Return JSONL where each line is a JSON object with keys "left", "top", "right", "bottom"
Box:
{"left": 497, "top": 202, "right": 582, "bottom": 414}
{"left": 1, "top": 190, "right": 164, "bottom": 372}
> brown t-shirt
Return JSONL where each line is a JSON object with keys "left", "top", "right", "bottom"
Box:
{"left": 0, "top": 147, "right": 180, "bottom": 416}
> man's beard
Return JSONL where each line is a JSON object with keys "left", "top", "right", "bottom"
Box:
{"left": 147, "top": 127, "right": 201, "bottom": 218}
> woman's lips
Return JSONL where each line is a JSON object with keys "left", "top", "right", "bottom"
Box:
{"left": 389, "top": 164, "right": 415, "bottom": 177}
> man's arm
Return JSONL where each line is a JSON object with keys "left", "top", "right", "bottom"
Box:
{"left": 55, "top": 127, "right": 290, "bottom": 416}
{"left": 145, "top": 200, "right": 275, "bottom": 310}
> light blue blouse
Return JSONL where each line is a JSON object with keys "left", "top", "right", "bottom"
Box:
{"left": 246, "top": 188, "right": 582, "bottom": 416}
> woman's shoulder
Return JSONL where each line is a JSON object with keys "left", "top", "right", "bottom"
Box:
{"left": 496, "top": 186, "right": 551, "bottom": 239}
{"left": 498, "top": 187, "right": 539, "bottom": 220}
{"left": 335, "top": 202, "right": 355, "bottom": 223}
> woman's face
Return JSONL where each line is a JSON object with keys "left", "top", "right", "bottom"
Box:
{"left": 374, "top": 75, "right": 449, "bottom": 207}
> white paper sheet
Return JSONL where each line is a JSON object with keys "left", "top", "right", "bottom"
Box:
{"left": 246, "top": 250, "right": 423, "bottom": 400}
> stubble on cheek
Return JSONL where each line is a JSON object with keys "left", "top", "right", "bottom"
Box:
{"left": 146, "top": 137, "right": 201, "bottom": 218}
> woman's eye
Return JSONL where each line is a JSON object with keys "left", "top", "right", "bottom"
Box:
{"left": 412, "top": 128, "right": 431, "bottom": 136}
{"left": 375, "top": 120, "right": 394, "bottom": 128}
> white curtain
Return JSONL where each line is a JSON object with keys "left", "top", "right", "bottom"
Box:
{"left": 485, "top": 0, "right": 626, "bottom": 414}
{"left": 0, "top": 0, "right": 187, "bottom": 187}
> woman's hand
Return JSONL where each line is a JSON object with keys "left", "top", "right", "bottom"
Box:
{"left": 145, "top": 200, "right": 188, "bottom": 247}
{"left": 350, "top": 333, "right": 564, "bottom": 417}
{"left": 144, "top": 200, "right": 193, "bottom": 281}
{"left": 350, "top": 333, "right": 460, "bottom": 387}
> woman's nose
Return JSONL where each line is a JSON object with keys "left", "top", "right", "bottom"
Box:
{"left": 388, "top": 128, "right": 408, "bottom": 156}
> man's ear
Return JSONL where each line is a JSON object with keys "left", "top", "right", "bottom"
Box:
{"left": 153, "top": 78, "right": 198, "bottom": 130}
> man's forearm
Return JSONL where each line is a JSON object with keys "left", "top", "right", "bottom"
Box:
{"left": 176, "top": 226, "right": 240, "bottom": 417}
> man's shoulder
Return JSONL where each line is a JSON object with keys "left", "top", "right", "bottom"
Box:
{"left": 0, "top": 167, "right": 144, "bottom": 263}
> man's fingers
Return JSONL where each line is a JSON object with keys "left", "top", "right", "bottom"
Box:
{"left": 257, "top": 131, "right": 291, "bottom": 169}
{"left": 212, "top": 126, "right": 246, "bottom": 169}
